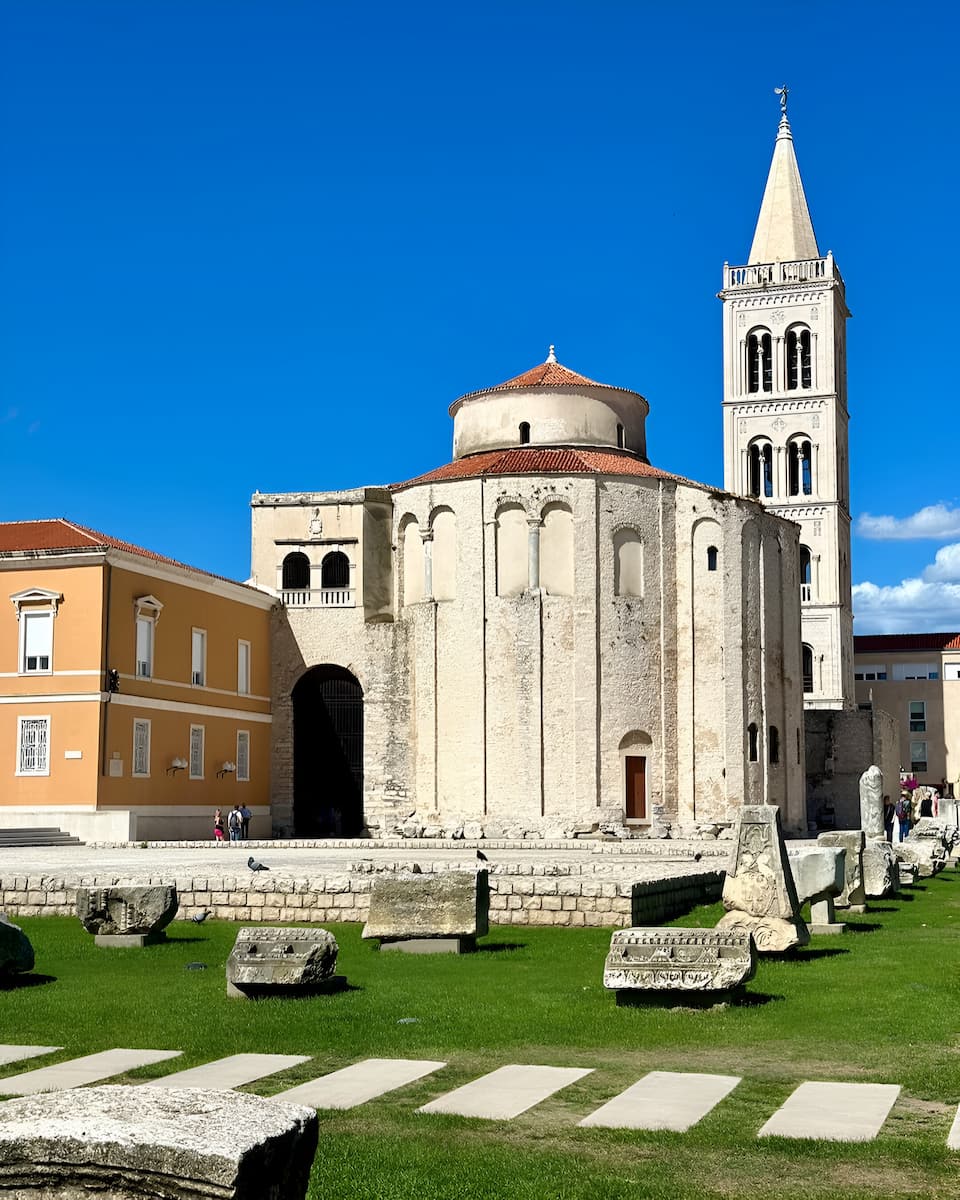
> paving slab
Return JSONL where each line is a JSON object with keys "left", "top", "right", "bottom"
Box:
{"left": 947, "top": 1104, "right": 960, "bottom": 1150}
{"left": 0, "top": 1046, "right": 62, "bottom": 1069}
{"left": 579, "top": 1070, "right": 741, "bottom": 1131}
{"left": 0, "top": 1049, "right": 182, "bottom": 1096}
{"left": 758, "top": 1081, "right": 900, "bottom": 1141}
{"left": 147, "top": 1053, "right": 311, "bottom": 1090}
{"left": 273, "top": 1058, "right": 447, "bottom": 1110}
{"left": 418, "top": 1064, "right": 592, "bottom": 1120}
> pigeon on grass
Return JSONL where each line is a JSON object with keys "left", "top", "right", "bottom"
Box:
{"left": 191, "top": 910, "right": 211, "bottom": 924}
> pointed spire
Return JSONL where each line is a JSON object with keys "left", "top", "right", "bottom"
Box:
{"left": 748, "top": 88, "right": 820, "bottom": 265}
{"left": 546, "top": 344, "right": 557, "bottom": 363}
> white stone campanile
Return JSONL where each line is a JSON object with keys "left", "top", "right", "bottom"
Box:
{"left": 720, "top": 98, "right": 854, "bottom": 710}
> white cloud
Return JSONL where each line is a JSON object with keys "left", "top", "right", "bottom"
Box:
{"left": 853, "top": 577, "right": 960, "bottom": 634}
{"left": 921, "top": 543, "right": 960, "bottom": 582}
{"left": 857, "top": 503, "right": 960, "bottom": 541}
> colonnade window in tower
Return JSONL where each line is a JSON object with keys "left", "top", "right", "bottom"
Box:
{"left": 745, "top": 324, "right": 814, "bottom": 394}
{"left": 746, "top": 436, "right": 815, "bottom": 500}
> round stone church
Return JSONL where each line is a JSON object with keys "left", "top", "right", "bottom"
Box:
{"left": 251, "top": 348, "right": 807, "bottom": 840}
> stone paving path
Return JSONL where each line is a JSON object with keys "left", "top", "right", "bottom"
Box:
{"left": 0, "top": 1046, "right": 945, "bottom": 1144}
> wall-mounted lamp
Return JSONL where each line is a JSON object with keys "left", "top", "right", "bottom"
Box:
{"left": 166, "top": 756, "right": 188, "bottom": 776}
{"left": 217, "top": 761, "right": 237, "bottom": 779}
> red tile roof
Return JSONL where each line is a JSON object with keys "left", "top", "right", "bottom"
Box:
{"left": 450, "top": 356, "right": 641, "bottom": 413}
{"left": 0, "top": 518, "right": 250, "bottom": 589}
{"left": 854, "top": 633, "right": 960, "bottom": 654}
{"left": 392, "top": 447, "right": 705, "bottom": 490}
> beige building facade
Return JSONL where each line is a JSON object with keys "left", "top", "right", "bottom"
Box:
{"left": 252, "top": 354, "right": 808, "bottom": 839}
{"left": 0, "top": 520, "right": 274, "bottom": 840}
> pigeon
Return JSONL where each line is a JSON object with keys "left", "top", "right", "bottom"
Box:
{"left": 191, "top": 910, "right": 211, "bottom": 924}
{"left": 248, "top": 856, "right": 270, "bottom": 872}
{"left": 476, "top": 850, "right": 489, "bottom": 863}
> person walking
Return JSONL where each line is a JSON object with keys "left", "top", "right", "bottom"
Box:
{"left": 240, "top": 803, "right": 251, "bottom": 840}
{"left": 228, "top": 804, "right": 243, "bottom": 842}
{"left": 882, "top": 795, "right": 895, "bottom": 843}
{"left": 213, "top": 808, "right": 225, "bottom": 842}
{"left": 895, "top": 792, "right": 911, "bottom": 842}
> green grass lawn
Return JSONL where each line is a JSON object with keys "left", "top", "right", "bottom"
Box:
{"left": 3, "top": 872, "right": 960, "bottom": 1198}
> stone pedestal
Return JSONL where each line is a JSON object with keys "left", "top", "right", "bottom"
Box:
{"left": 787, "top": 847, "right": 845, "bottom": 935}
{"left": 809, "top": 896, "right": 844, "bottom": 935}
{"left": 380, "top": 936, "right": 474, "bottom": 954}
{"left": 0, "top": 1085, "right": 317, "bottom": 1199}
{"left": 817, "top": 831, "right": 866, "bottom": 909}
{"left": 95, "top": 932, "right": 165, "bottom": 949}
{"left": 717, "top": 805, "right": 808, "bottom": 952}
{"left": 362, "top": 870, "right": 489, "bottom": 947}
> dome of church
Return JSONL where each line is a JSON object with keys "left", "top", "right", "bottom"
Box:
{"left": 448, "top": 347, "right": 649, "bottom": 462}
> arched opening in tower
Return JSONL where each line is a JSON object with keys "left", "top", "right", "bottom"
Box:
{"left": 292, "top": 664, "right": 364, "bottom": 836}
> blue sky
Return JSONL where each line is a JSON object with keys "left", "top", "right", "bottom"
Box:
{"left": 2, "top": 1, "right": 957, "bottom": 633}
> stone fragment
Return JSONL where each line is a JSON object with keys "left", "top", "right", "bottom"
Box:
{"left": 716, "top": 805, "right": 809, "bottom": 951}
{"left": 895, "top": 840, "right": 944, "bottom": 879}
{"left": 77, "top": 886, "right": 178, "bottom": 947}
{"left": 462, "top": 821, "right": 484, "bottom": 840}
{"left": 603, "top": 928, "right": 756, "bottom": 993}
{"left": 897, "top": 861, "right": 919, "bottom": 886}
{"left": 362, "top": 870, "right": 488, "bottom": 951}
{"left": 861, "top": 840, "right": 899, "bottom": 898}
{"left": 0, "top": 1084, "right": 317, "bottom": 1199}
{"left": 787, "top": 847, "right": 845, "bottom": 934}
{"left": 859, "top": 764, "right": 885, "bottom": 839}
{"left": 907, "top": 818, "right": 950, "bottom": 873}
{"left": 817, "top": 831, "right": 866, "bottom": 909}
{"left": 226, "top": 927, "right": 340, "bottom": 999}
{"left": 0, "top": 915, "right": 34, "bottom": 976}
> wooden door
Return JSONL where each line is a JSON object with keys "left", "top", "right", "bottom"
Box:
{"left": 625, "top": 756, "right": 646, "bottom": 820}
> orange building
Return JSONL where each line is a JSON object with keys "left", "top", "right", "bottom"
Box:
{"left": 0, "top": 519, "right": 274, "bottom": 840}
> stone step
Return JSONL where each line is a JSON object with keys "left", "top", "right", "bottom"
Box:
{"left": 0, "top": 1049, "right": 182, "bottom": 1096}
{"left": 273, "top": 1057, "right": 446, "bottom": 1110}
{"left": 758, "top": 1081, "right": 901, "bottom": 1142}
{"left": 579, "top": 1070, "right": 741, "bottom": 1131}
{"left": 0, "top": 827, "right": 82, "bottom": 847}
{"left": 147, "top": 1053, "right": 311, "bottom": 1090}
{"left": 418, "top": 1064, "right": 593, "bottom": 1120}
{"left": 0, "top": 1046, "right": 62, "bottom": 1069}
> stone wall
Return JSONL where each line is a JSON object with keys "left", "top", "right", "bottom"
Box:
{"left": 805, "top": 704, "right": 900, "bottom": 830}
{"left": 630, "top": 871, "right": 724, "bottom": 924}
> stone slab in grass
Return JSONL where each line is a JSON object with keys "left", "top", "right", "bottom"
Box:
{"left": 418, "top": 1064, "right": 592, "bottom": 1120}
{"left": 947, "top": 1103, "right": 960, "bottom": 1150}
{"left": 758, "top": 1081, "right": 900, "bottom": 1141}
{"left": 148, "top": 1054, "right": 311, "bottom": 1091}
{"left": 0, "top": 1047, "right": 61, "bottom": 1069}
{"left": 0, "top": 1084, "right": 317, "bottom": 1199}
{"left": 273, "top": 1057, "right": 446, "bottom": 1110}
{"left": 579, "top": 1070, "right": 741, "bottom": 1131}
{"left": 0, "top": 1048, "right": 182, "bottom": 1096}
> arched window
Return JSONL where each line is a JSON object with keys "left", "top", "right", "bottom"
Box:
{"left": 799, "top": 545, "right": 812, "bottom": 601}
{"left": 282, "top": 552, "right": 310, "bottom": 590}
{"left": 401, "top": 518, "right": 424, "bottom": 606}
{"left": 748, "top": 440, "right": 773, "bottom": 498}
{"left": 431, "top": 508, "right": 457, "bottom": 601}
{"left": 707, "top": 545, "right": 718, "bottom": 571}
{"left": 769, "top": 725, "right": 780, "bottom": 764}
{"left": 320, "top": 551, "right": 349, "bottom": 589}
{"left": 788, "top": 437, "right": 813, "bottom": 496}
{"left": 786, "top": 326, "right": 812, "bottom": 390}
{"left": 748, "top": 723, "right": 759, "bottom": 762}
{"left": 616, "top": 423, "right": 625, "bottom": 449}
{"left": 540, "top": 502, "right": 574, "bottom": 596}
{"left": 747, "top": 330, "right": 772, "bottom": 393}
{"left": 495, "top": 503, "right": 527, "bottom": 597}
{"left": 613, "top": 528, "right": 643, "bottom": 597}
{"left": 802, "top": 644, "right": 814, "bottom": 694}
{"left": 519, "top": 422, "right": 530, "bottom": 445}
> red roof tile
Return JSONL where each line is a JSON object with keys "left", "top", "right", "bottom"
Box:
{"left": 450, "top": 356, "right": 640, "bottom": 413}
{"left": 0, "top": 518, "right": 252, "bottom": 589}
{"left": 392, "top": 447, "right": 705, "bottom": 490}
{"left": 854, "top": 633, "right": 960, "bottom": 654}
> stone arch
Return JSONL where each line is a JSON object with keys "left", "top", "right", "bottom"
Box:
{"left": 613, "top": 526, "right": 643, "bottom": 597}
{"left": 399, "top": 513, "right": 424, "bottom": 606}
{"left": 540, "top": 501, "right": 574, "bottom": 596}
{"left": 495, "top": 502, "right": 527, "bottom": 597}
{"left": 291, "top": 664, "right": 364, "bottom": 837}
{"left": 430, "top": 506, "right": 457, "bottom": 601}
{"left": 281, "top": 551, "right": 310, "bottom": 591}
{"left": 619, "top": 730, "right": 652, "bottom": 822}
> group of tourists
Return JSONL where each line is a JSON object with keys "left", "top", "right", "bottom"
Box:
{"left": 884, "top": 785, "right": 941, "bottom": 843}
{"left": 213, "top": 804, "right": 251, "bottom": 841}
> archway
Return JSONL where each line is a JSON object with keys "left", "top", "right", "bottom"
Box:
{"left": 292, "top": 665, "right": 364, "bottom": 836}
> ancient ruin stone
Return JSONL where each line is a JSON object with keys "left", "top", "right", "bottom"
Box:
{"left": 817, "top": 830, "right": 866, "bottom": 909}
{"left": 0, "top": 1085, "right": 317, "bottom": 1199}
{"left": 716, "top": 805, "right": 809, "bottom": 951}
{"left": 362, "top": 870, "right": 489, "bottom": 944}
{"left": 603, "top": 928, "right": 755, "bottom": 993}
{"left": 859, "top": 764, "right": 885, "bottom": 839}
{"left": 226, "top": 927, "right": 339, "bottom": 998}
{"left": 0, "top": 914, "right": 34, "bottom": 976}
{"left": 77, "top": 886, "right": 178, "bottom": 945}
{"left": 787, "top": 847, "right": 845, "bottom": 934}
{"left": 861, "top": 841, "right": 899, "bottom": 898}
{"left": 895, "top": 839, "right": 944, "bottom": 879}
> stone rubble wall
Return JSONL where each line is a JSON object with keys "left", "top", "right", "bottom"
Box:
{"left": 0, "top": 865, "right": 722, "bottom": 929}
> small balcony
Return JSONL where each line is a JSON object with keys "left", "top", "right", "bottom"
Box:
{"left": 722, "top": 254, "right": 839, "bottom": 291}
{"left": 282, "top": 588, "right": 355, "bottom": 608}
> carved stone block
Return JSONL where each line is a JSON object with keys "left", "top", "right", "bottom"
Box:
{"left": 817, "top": 830, "right": 866, "bottom": 909}
{"left": 77, "top": 886, "right": 178, "bottom": 946}
{"left": 226, "top": 927, "right": 339, "bottom": 998}
{"left": 362, "top": 870, "right": 489, "bottom": 944}
{"left": 0, "top": 1085, "right": 317, "bottom": 1199}
{"left": 859, "top": 764, "right": 885, "bottom": 839}
{"left": 603, "top": 928, "right": 756, "bottom": 993}
{"left": 861, "top": 840, "right": 899, "bottom": 898}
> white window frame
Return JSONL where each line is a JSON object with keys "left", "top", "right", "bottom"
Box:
{"left": 945, "top": 662, "right": 960, "bottom": 681}
{"left": 191, "top": 628, "right": 207, "bottom": 687}
{"left": 237, "top": 640, "right": 251, "bottom": 696}
{"left": 16, "top": 715, "right": 50, "bottom": 776}
{"left": 19, "top": 609, "right": 54, "bottom": 675}
{"left": 908, "top": 700, "right": 926, "bottom": 734}
{"left": 134, "top": 596, "right": 163, "bottom": 678}
{"left": 909, "top": 739, "right": 928, "bottom": 771}
{"left": 189, "top": 724, "right": 205, "bottom": 780}
{"left": 236, "top": 729, "right": 250, "bottom": 782}
{"left": 136, "top": 615, "right": 155, "bottom": 679}
{"left": 132, "top": 718, "right": 151, "bottom": 778}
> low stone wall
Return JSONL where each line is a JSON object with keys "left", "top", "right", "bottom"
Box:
{"left": 0, "top": 866, "right": 723, "bottom": 929}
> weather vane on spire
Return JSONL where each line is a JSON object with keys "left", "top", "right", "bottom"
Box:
{"left": 774, "top": 84, "right": 789, "bottom": 119}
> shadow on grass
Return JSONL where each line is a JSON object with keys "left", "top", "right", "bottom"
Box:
{"left": 476, "top": 942, "right": 525, "bottom": 954}
{"left": 0, "top": 973, "right": 56, "bottom": 991}
{"left": 784, "top": 946, "right": 849, "bottom": 961}
{"left": 841, "top": 921, "right": 882, "bottom": 933}
{"left": 615, "top": 987, "right": 782, "bottom": 1010}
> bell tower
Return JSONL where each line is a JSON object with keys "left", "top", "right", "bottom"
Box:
{"left": 720, "top": 89, "right": 853, "bottom": 709}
